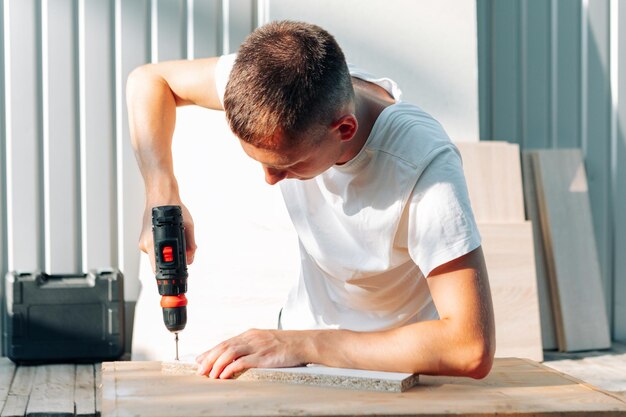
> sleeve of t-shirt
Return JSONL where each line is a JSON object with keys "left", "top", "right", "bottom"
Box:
{"left": 214, "top": 53, "right": 237, "bottom": 107}
{"left": 407, "top": 145, "right": 481, "bottom": 277}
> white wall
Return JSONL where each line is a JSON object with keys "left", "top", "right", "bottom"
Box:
{"left": 269, "top": 0, "right": 480, "bottom": 142}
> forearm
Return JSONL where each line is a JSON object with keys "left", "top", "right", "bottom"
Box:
{"left": 126, "top": 66, "right": 180, "bottom": 198}
{"left": 304, "top": 318, "right": 491, "bottom": 378}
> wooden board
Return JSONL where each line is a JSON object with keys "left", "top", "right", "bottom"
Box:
{"left": 0, "top": 363, "right": 99, "bottom": 417}
{"left": 533, "top": 149, "right": 611, "bottom": 351}
{"left": 0, "top": 359, "right": 16, "bottom": 414}
{"left": 27, "top": 364, "right": 76, "bottom": 416}
{"left": 455, "top": 141, "right": 525, "bottom": 222}
{"left": 479, "top": 222, "right": 543, "bottom": 362}
{"left": 101, "top": 359, "right": 626, "bottom": 416}
{"left": 521, "top": 151, "right": 558, "bottom": 350}
{"left": 2, "top": 365, "right": 35, "bottom": 417}
{"left": 161, "top": 361, "right": 419, "bottom": 392}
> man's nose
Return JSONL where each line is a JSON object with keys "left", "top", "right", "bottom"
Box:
{"left": 263, "top": 166, "right": 287, "bottom": 185}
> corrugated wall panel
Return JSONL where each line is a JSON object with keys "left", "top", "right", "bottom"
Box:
{"left": 81, "top": 0, "right": 116, "bottom": 271}
{"left": 614, "top": 0, "right": 626, "bottom": 341}
{"left": 523, "top": 0, "right": 551, "bottom": 150}
{"left": 586, "top": 0, "right": 612, "bottom": 326}
{"left": 154, "top": 0, "right": 187, "bottom": 62}
{"left": 491, "top": 0, "right": 520, "bottom": 143}
{"left": 192, "top": 0, "right": 222, "bottom": 58}
{"left": 116, "top": 0, "right": 150, "bottom": 303}
{"left": 479, "top": 0, "right": 625, "bottom": 339}
{"left": 43, "top": 0, "right": 80, "bottom": 274}
{"left": 4, "top": 0, "right": 43, "bottom": 272}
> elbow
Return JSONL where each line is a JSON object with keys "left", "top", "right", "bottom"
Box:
{"left": 460, "top": 337, "right": 495, "bottom": 379}
{"left": 126, "top": 65, "right": 153, "bottom": 100}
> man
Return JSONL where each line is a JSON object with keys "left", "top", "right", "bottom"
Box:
{"left": 127, "top": 21, "right": 495, "bottom": 380}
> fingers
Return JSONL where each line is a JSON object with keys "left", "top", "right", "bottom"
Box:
{"left": 181, "top": 204, "right": 197, "bottom": 265}
{"left": 184, "top": 221, "right": 197, "bottom": 265}
{"left": 139, "top": 209, "right": 156, "bottom": 274}
{"left": 219, "top": 357, "right": 250, "bottom": 379}
{"left": 196, "top": 343, "right": 247, "bottom": 379}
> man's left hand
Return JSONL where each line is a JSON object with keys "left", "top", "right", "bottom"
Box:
{"left": 195, "top": 329, "right": 309, "bottom": 379}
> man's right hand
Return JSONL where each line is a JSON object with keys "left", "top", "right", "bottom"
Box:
{"left": 126, "top": 58, "right": 221, "bottom": 276}
{"left": 140, "top": 200, "right": 197, "bottom": 274}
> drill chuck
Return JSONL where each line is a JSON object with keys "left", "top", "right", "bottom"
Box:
{"left": 152, "top": 205, "right": 188, "bottom": 333}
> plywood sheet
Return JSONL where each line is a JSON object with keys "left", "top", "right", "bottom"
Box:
{"left": 101, "top": 359, "right": 626, "bottom": 416}
{"left": 533, "top": 149, "right": 611, "bottom": 351}
{"left": 521, "top": 151, "right": 558, "bottom": 350}
{"left": 161, "top": 361, "right": 418, "bottom": 392}
{"left": 456, "top": 141, "right": 525, "bottom": 222}
{"left": 479, "top": 222, "right": 543, "bottom": 362}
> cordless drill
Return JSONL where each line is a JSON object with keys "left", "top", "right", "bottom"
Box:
{"left": 152, "top": 205, "right": 188, "bottom": 360}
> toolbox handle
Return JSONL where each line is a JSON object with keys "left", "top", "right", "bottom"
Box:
{"left": 37, "top": 272, "right": 97, "bottom": 288}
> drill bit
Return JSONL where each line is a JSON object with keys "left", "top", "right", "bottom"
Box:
{"left": 174, "top": 332, "right": 179, "bottom": 361}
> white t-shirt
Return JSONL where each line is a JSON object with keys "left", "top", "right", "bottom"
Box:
{"left": 215, "top": 54, "right": 481, "bottom": 331}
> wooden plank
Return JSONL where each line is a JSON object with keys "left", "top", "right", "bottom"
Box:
{"left": 192, "top": 0, "right": 221, "bottom": 58}
{"left": 0, "top": 358, "right": 16, "bottom": 414}
{"left": 102, "top": 359, "right": 626, "bottom": 416}
{"left": 95, "top": 363, "right": 102, "bottom": 416}
{"left": 26, "top": 364, "right": 75, "bottom": 417}
{"left": 455, "top": 141, "right": 525, "bottom": 222}
{"left": 4, "top": 0, "right": 43, "bottom": 271}
{"left": 1, "top": 396, "right": 28, "bottom": 417}
{"left": 2, "top": 366, "right": 35, "bottom": 417}
{"left": 479, "top": 222, "right": 543, "bottom": 361}
{"left": 43, "top": 0, "right": 80, "bottom": 273}
{"left": 533, "top": 149, "right": 611, "bottom": 351}
{"left": 156, "top": 0, "right": 186, "bottom": 61}
{"left": 521, "top": 151, "right": 557, "bottom": 350}
{"left": 82, "top": 0, "right": 116, "bottom": 271}
{"left": 75, "top": 364, "right": 96, "bottom": 417}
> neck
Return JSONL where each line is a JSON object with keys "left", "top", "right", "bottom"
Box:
{"left": 337, "top": 85, "right": 395, "bottom": 164}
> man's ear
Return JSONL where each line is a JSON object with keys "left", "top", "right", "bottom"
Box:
{"left": 331, "top": 114, "right": 358, "bottom": 142}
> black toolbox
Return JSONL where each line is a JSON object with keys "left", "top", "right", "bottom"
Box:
{"left": 2, "top": 269, "right": 125, "bottom": 363}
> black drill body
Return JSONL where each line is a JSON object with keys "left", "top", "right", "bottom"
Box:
{"left": 152, "top": 205, "right": 188, "bottom": 333}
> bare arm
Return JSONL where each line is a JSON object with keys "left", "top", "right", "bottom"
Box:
{"left": 196, "top": 246, "right": 496, "bottom": 379}
{"left": 126, "top": 57, "right": 223, "bottom": 269}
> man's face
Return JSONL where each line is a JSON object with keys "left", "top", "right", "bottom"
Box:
{"left": 239, "top": 130, "right": 344, "bottom": 185}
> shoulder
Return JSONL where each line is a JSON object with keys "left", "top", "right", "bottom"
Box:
{"left": 366, "top": 103, "right": 459, "bottom": 172}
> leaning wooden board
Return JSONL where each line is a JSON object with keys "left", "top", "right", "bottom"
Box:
{"left": 455, "top": 141, "right": 525, "bottom": 223}
{"left": 521, "top": 150, "right": 558, "bottom": 350}
{"left": 532, "top": 149, "right": 611, "bottom": 352}
{"left": 479, "top": 222, "right": 543, "bottom": 362}
{"left": 101, "top": 359, "right": 626, "bottom": 416}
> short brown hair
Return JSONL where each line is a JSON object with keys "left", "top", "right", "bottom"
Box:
{"left": 223, "top": 21, "right": 354, "bottom": 150}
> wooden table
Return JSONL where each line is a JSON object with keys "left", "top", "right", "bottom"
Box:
{"left": 102, "top": 358, "right": 626, "bottom": 417}
{"left": 2, "top": 357, "right": 626, "bottom": 416}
